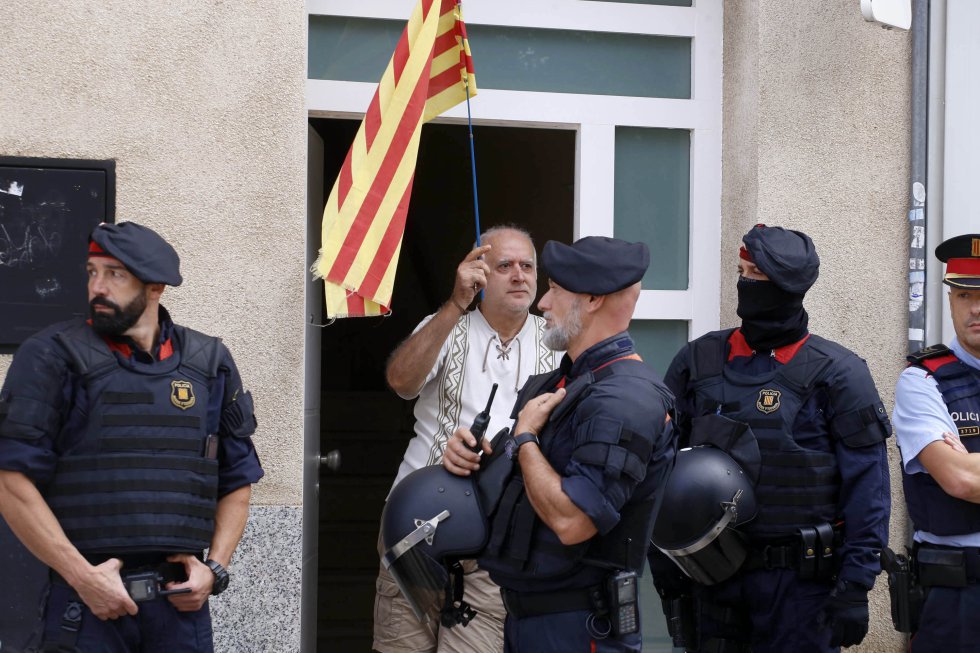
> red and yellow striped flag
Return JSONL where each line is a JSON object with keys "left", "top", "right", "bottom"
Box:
{"left": 312, "top": 0, "right": 477, "bottom": 318}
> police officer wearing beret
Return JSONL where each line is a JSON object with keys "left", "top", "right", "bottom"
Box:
{"left": 653, "top": 224, "right": 892, "bottom": 652}
{"left": 892, "top": 234, "right": 980, "bottom": 651}
{"left": 443, "top": 236, "right": 675, "bottom": 652}
{"left": 0, "top": 222, "right": 263, "bottom": 652}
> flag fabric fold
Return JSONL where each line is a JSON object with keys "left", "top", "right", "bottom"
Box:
{"left": 312, "top": 0, "right": 477, "bottom": 318}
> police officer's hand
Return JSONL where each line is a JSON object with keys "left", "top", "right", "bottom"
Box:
{"left": 443, "top": 427, "right": 492, "bottom": 476}
{"left": 819, "top": 579, "right": 869, "bottom": 648}
{"left": 165, "top": 553, "right": 213, "bottom": 612}
{"left": 514, "top": 388, "right": 566, "bottom": 437}
{"left": 451, "top": 245, "right": 492, "bottom": 312}
{"left": 75, "top": 558, "right": 138, "bottom": 620}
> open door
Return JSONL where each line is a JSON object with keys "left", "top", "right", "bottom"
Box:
{"left": 308, "top": 117, "right": 574, "bottom": 651}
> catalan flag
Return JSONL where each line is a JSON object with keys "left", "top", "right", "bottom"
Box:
{"left": 312, "top": 0, "right": 477, "bottom": 318}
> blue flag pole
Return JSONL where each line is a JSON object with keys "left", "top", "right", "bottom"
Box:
{"left": 465, "top": 79, "right": 481, "bottom": 248}
{"left": 459, "top": 2, "right": 483, "bottom": 301}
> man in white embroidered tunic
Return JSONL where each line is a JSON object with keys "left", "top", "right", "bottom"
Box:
{"left": 373, "top": 226, "right": 561, "bottom": 653}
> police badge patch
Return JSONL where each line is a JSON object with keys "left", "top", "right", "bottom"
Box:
{"left": 171, "top": 380, "right": 196, "bottom": 410}
{"left": 756, "top": 389, "right": 781, "bottom": 414}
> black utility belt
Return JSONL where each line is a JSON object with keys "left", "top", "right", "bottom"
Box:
{"left": 916, "top": 545, "right": 980, "bottom": 587}
{"left": 501, "top": 570, "right": 641, "bottom": 637}
{"left": 51, "top": 561, "right": 186, "bottom": 587}
{"left": 501, "top": 586, "right": 601, "bottom": 619}
{"left": 743, "top": 523, "right": 840, "bottom": 580}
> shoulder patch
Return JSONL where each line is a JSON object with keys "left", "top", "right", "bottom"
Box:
{"left": 906, "top": 344, "right": 956, "bottom": 373}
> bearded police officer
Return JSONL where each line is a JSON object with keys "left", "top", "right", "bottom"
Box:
{"left": 891, "top": 234, "right": 980, "bottom": 651}
{"left": 443, "top": 236, "right": 675, "bottom": 653}
{"left": 653, "top": 224, "right": 891, "bottom": 652}
{"left": 0, "top": 221, "right": 263, "bottom": 653}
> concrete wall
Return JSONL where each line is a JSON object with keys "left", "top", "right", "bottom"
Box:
{"left": 0, "top": 2, "right": 307, "bottom": 650}
{"left": 723, "top": 2, "right": 911, "bottom": 651}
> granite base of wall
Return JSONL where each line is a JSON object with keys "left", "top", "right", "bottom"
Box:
{"left": 212, "top": 505, "right": 302, "bottom": 653}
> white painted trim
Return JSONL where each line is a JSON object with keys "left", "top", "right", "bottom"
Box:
{"left": 306, "top": 0, "right": 724, "bottom": 335}
{"left": 941, "top": 0, "right": 980, "bottom": 345}
{"left": 635, "top": 291, "right": 693, "bottom": 320}
{"left": 926, "top": 0, "right": 946, "bottom": 345}
{"left": 576, "top": 124, "right": 616, "bottom": 239}
{"left": 308, "top": 81, "right": 714, "bottom": 130}
{"left": 687, "top": 0, "right": 723, "bottom": 338}
{"left": 307, "top": 0, "right": 696, "bottom": 36}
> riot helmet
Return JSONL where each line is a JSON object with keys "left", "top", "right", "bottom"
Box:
{"left": 651, "top": 445, "right": 757, "bottom": 585}
{"left": 381, "top": 464, "right": 489, "bottom": 625}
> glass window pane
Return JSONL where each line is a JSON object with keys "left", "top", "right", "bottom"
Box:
{"left": 629, "top": 319, "right": 688, "bottom": 379}
{"left": 309, "top": 17, "right": 692, "bottom": 99}
{"left": 614, "top": 127, "right": 690, "bottom": 290}
{"left": 309, "top": 16, "right": 401, "bottom": 83}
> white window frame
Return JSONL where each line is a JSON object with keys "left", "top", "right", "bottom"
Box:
{"left": 306, "top": 0, "right": 723, "bottom": 338}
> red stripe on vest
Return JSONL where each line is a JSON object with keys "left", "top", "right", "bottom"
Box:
{"left": 727, "top": 329, "right": 810, "bottom": 364}
{"left": 919, "top": 353, "right": 959, "bottom": 373}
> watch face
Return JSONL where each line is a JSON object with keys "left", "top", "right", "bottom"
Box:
{"left": 213, "top": 573, "right": 230, "bottom": 595}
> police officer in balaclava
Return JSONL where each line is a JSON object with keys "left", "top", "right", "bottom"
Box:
{"left": 652, "top": 224, "right": 892, "bottom": 653}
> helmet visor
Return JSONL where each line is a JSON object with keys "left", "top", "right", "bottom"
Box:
{"left": 658, "top": 527, "right": 749, "bottom": 586}
{"left": 384, "top": 544, "right": 449, "bottom": 624}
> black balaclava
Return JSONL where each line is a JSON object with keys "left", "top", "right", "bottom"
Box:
{"left": 737, "top": 224, "right": 819, "bottom": 351}
{"left": 736, "top": 277, "right": 808, "bottom": 351}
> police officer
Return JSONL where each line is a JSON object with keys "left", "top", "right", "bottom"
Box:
{"left": 892, "top": 234, "right": 980, "bottom": 651}
{"left": 443, "top": 236, "right": 675, "bottom": 653}
{"left": 654, "top": 224, "right": 891, "bottom": 652}
{"left": 0, "top": 221, "right": 263, "bottom": 653}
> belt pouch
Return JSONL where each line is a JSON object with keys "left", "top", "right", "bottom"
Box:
{"left": 797, "top": 527, "right": 818, "bottom": 580}
{"left": 917, "top": 548, "right": 968, "bottom": 588}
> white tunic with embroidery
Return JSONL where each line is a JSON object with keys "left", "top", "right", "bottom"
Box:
{"left": 390, "top": 308, "right": 561, "bottom": 490}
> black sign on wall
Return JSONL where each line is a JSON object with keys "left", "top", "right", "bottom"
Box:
{"left": 0, "top": 157, "right": 115, "bottom": 350}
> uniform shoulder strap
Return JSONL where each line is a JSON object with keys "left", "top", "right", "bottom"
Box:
{"left": 53, "top": 321, "right": 117, "bottom": 379}
{"left": 906, "top": 344, "right": 959, "bottom": 373}
{"left": 174, "top": 326, "right": 222, "bottom": 379}
{"left": 688, "top": 329, "right": 735, "bottom": 382}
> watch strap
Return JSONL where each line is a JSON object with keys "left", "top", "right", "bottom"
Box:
{"left": 205, "top": 558, "right": 229, "bottom": 595}
{"left": 513, "top": 432, "right": 540, "bottom": 449}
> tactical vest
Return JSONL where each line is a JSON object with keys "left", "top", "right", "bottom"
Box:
{"left": 903, "top": 345, "right": 980, "bottom": 536}
{"left": 45, "top": 321, "right": 222, "bottom": 555}
{"left": 686, "top": 330, "right": 841, "bottom": 537}
{"left": 479, "top": 358, "right": 661, "bottom": 582}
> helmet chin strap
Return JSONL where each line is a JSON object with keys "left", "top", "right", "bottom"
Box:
{"left": 440, "top": 559, "right": 477, "bottom": 628}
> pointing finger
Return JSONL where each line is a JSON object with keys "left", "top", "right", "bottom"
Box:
{"left": 462, "top": 245, "right": 492, "bottom": 263}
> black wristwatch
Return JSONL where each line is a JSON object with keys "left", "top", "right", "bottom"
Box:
{"left": 205, "top": 559, "right": 230, "bottom": 596}
{"left": 513, "top": 432, "right": 540, "bottom": 450}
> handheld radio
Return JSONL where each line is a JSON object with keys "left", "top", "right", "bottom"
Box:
{"left": 468, "top": 383, "right": 498, "bottom": 452}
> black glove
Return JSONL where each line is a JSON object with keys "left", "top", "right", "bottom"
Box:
{"left": 820, "top": 579, "right": 869, "bottom": 648}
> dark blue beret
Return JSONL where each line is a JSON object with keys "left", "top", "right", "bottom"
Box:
{"left": 89, "top": 221, "right": 182, "bottom": 286}
{"left": 936, "top": 233, "right": 980, "bottom": 288}
{"left": 542, "top": 236, "right": 649, "bottom": 295}
{"left": 742, "top": 225, "right": 819, "bottom": 295}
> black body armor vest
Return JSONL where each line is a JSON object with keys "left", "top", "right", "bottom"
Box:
{"left": 45, "top": 322, "right": 221, "bottom": 554}
{"left": 685, "top": 330, "right": 842, "bottom": 537}
{"left": 479, "top": 359, "right": 661, "bottom": 582}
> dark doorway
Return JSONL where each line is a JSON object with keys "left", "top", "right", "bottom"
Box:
{"left": 309, "top": 117, "right": 575, "bottom": 652}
